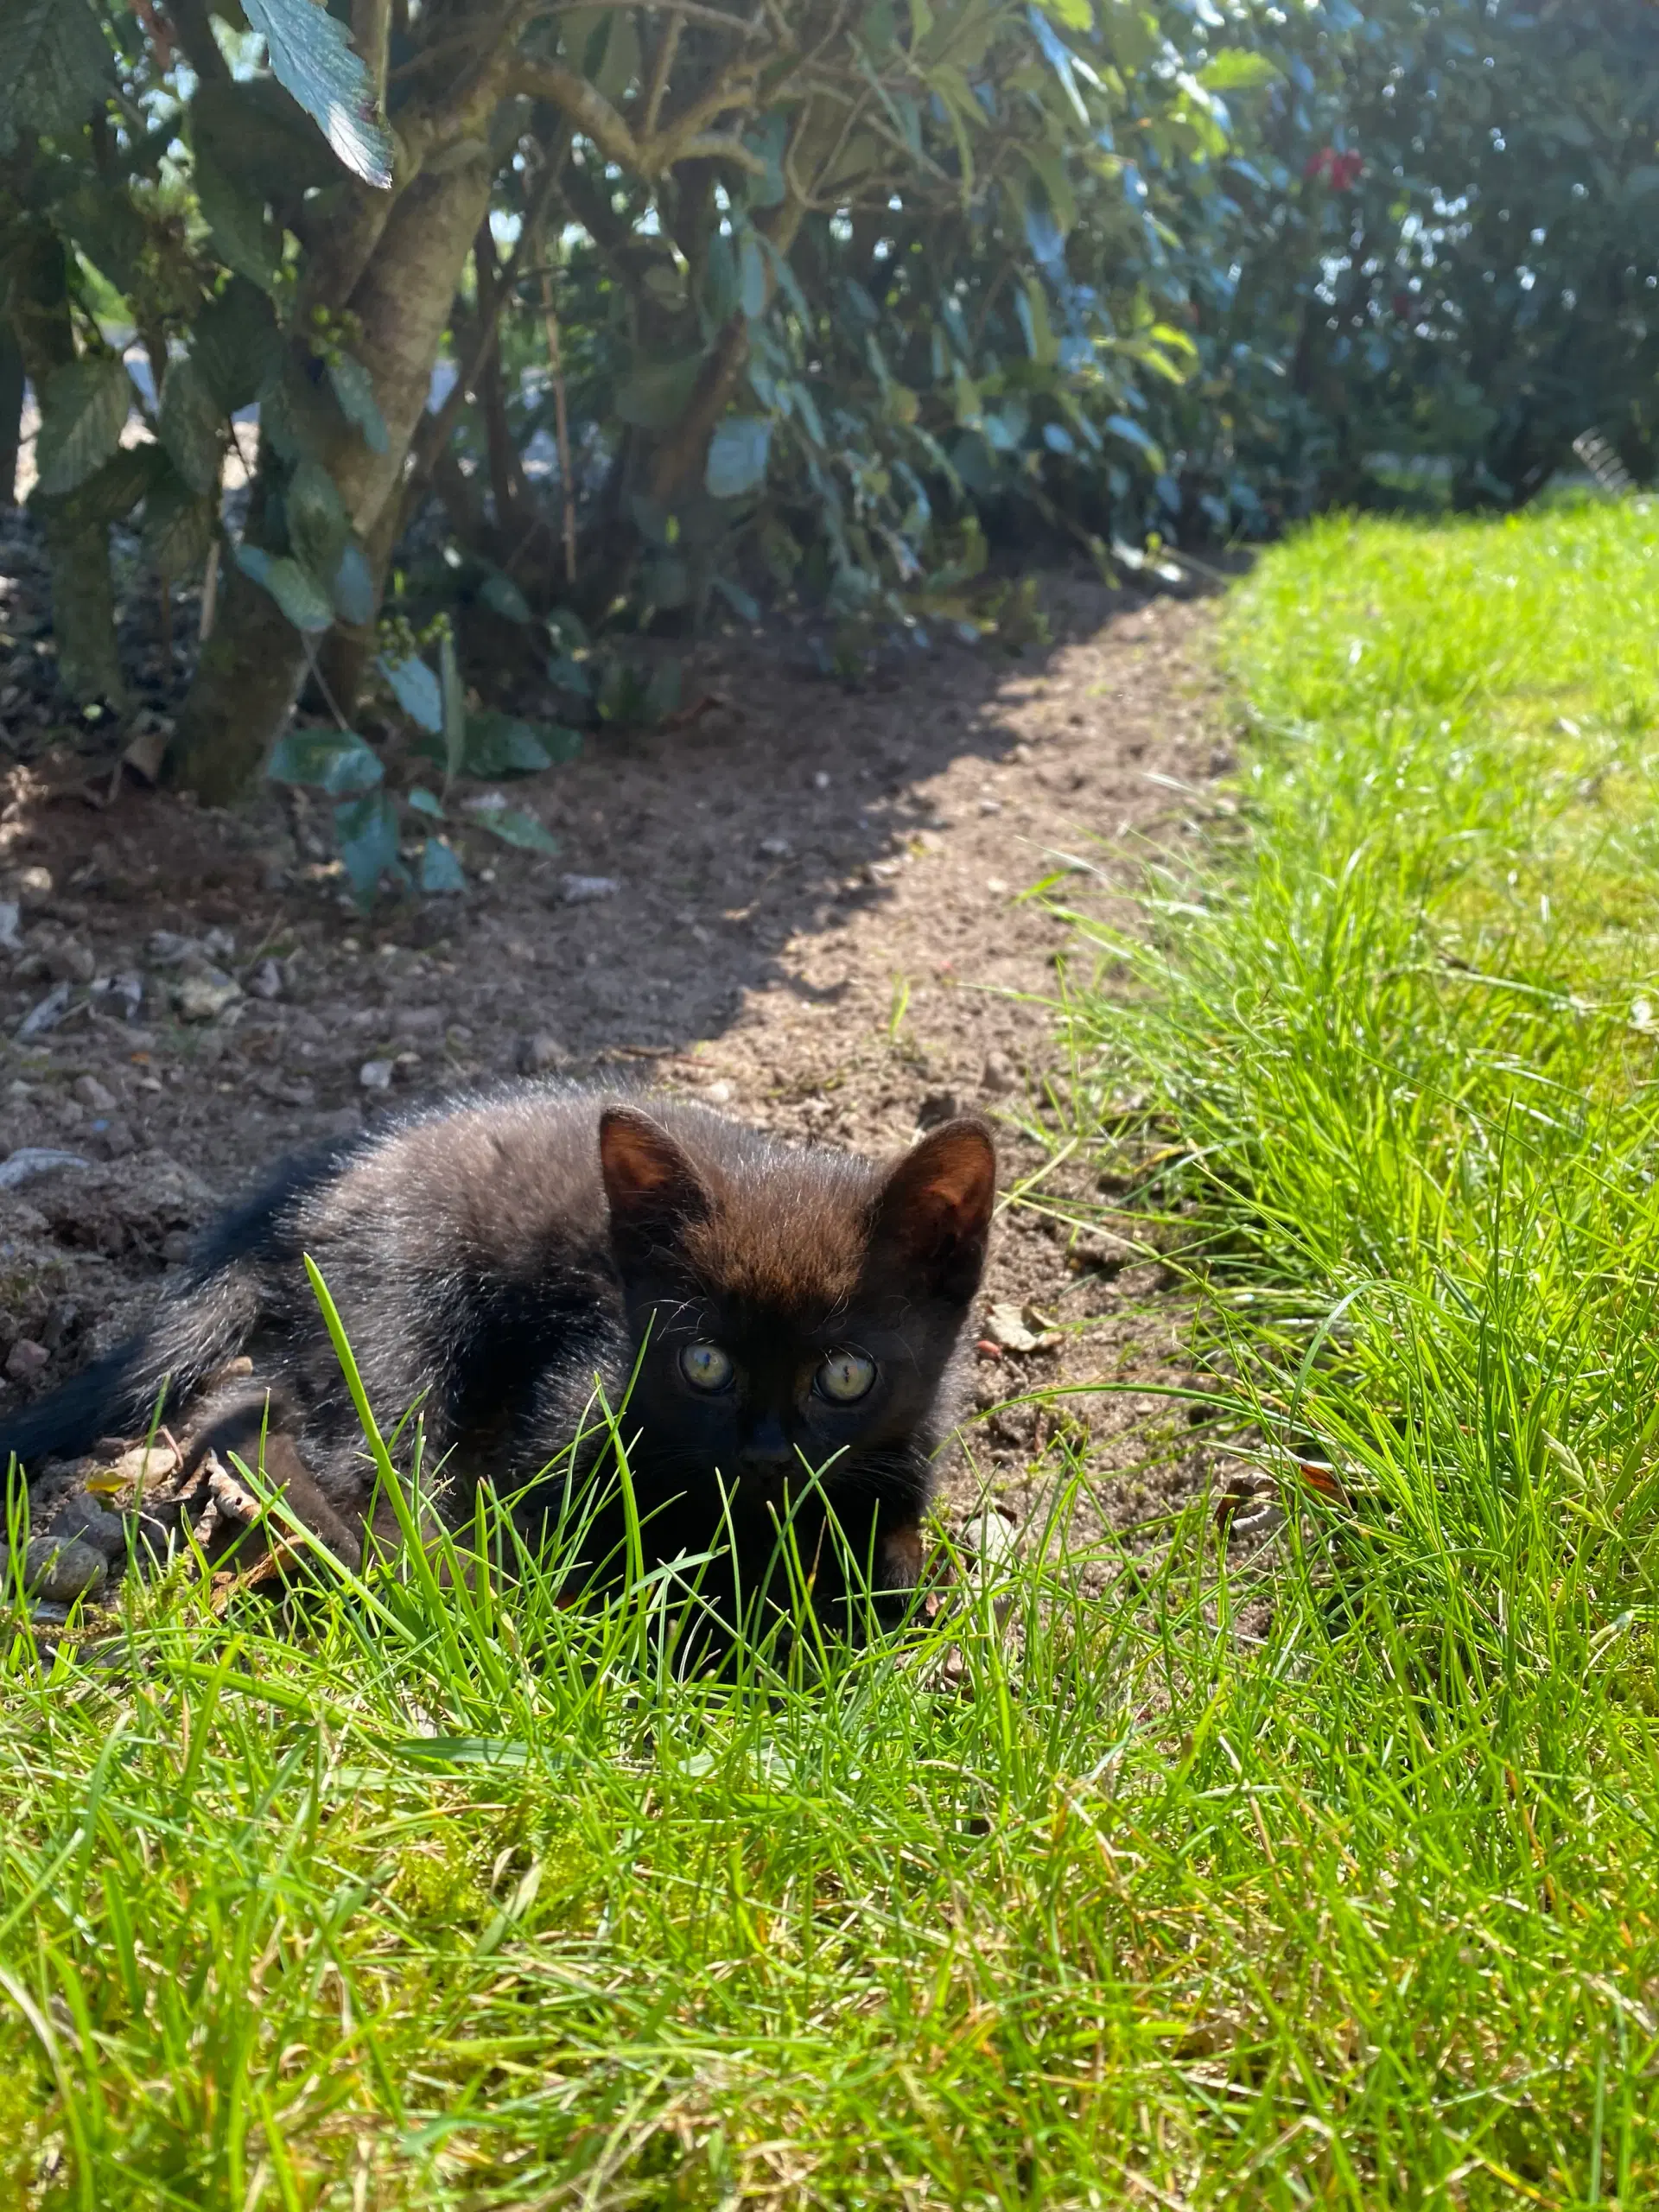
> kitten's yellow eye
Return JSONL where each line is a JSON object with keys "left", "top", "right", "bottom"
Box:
{"left": 817, "top": 1349, "right": 876, "bottom": 1403}
{"left": 679, "top": 1343, "right": 734, "bottom": 1393}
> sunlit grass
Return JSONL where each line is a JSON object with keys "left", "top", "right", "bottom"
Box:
{"left": 1052, "top": 494, "right": 1659, "bottom": 2206}
{"left": 6, "top": 499, "right": 1659, "bottom": 2207}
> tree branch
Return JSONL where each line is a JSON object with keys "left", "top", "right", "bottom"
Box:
{"left": 642, "top": 14, "right": 682, "bottom": 140}
{"left": 546, "top": 0, "right": 768, "bottom": 34}
{"left": 511, "top": 55, "right": 763, "bottom": 178}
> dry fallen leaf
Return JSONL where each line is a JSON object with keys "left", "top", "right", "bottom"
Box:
{"left": 982, "top": 1300, "right": 1061, "bottom": 1353}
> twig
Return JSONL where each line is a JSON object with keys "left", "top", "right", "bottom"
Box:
{"left": 350, "top": 0, "right": 392, "bottom": 113}
{"left": 546, "top": 0, "right": 766, "bottom": 32}
{"left": 301, "top": 633, "right": 357, "bottom": 735}
{"left": 643, "top": 14, "right": 683, "bottom": 140}
{"left": 199, "top": 537, "right": 220, "bottom": 641}
{"left": 512, "top": 54, "right": 764, "bottom": 178}
{"left": 531, "top": 219, "right": 579, "bottom": 588}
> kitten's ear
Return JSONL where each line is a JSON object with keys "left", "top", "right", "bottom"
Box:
{"left": 599, "top": 1107, "right": 712, "bottom": 1259}
{"left": 870, "top": 1117, "right": 996, "bottom": 1305}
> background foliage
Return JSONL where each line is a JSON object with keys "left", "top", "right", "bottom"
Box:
{"left": 0, "top": 0, "right": 1651, "bottom": 840}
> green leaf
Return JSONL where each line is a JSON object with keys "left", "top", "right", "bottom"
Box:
{"left": 711, "top": 573, "right": 760, "bottom": 623}
{"left": 194, "top": 136, "right": 283, "bottom": 290}
{"left": 0, "top": 0, "right": 113, "bottom": 158}
{"left": 738, "top": 232, "right": 768, "bottom": 320}
{"left": 643, "top": 659, "right": 682, "bottom": 726}
{"left": 331, "top": 541, "right": 376, "bottom": 626}
{"left": 1019, "top": 279, "right": 1059, "bottom": 366}
{"left": 592, "top": 8, "right": 641, "bottom": 102}
{"left": 334, "top": 792, "right": 404, "bottom": 906}
{"left": 616, "top": 357, "right": 705, "bottom": 432}
{"left": 1035, "top": 0, "right": 1092, "bottom": 25}
{"left": 69, "top": 442, "right": 166, "bottom": 529}
{"left": 193, "top": 281, "right": 283, "bottom": 416}
{"left": 379, "top": 652, "right": 443, "bottom": 734}
{"left": 259, "top": 364, "right": 338, "bottom": 465}
{"left": 440, "top": 629, "right": 467, "bottom": 790}
{"left": 476, "top": 807, "right": 560, "bottom": 857}
{"left": 640, "top": 554, "right": 691, "bottom": 610}
{"left": 407, "top": 786, "right": 445, "bottom": 819}
{"left": 159, "top": 356, "right": 224, "bottom": 499}
{"left": 242, "top": 0, "right": 393, "bottom": 188}
{"left": 479, "top": 570, "right": 531, "bottom": 623}
{"left": 142, "top": 468, "right": 214, "bottom": 577}
{"left": 321, "top": 745, "right": 384, "bottom": 798}
{"left": 192, "top": 76, "right": 338, "bottom": 207}
{"left": 420, "top": 837, "right": 467, "bottom": 895}
{"left": 236, "top": 543, "right": 334, "bottom": 632}
{"left": 706, "top": 416, "right": 771, "bottom": 500}
{"left": 1024, "top": 145, "right": 1077, "bottom": 236}
{"left": 326, "top": 354, "right": 388, "bottom": 454}
{"left": 547, "top": 652, "right": 591, "bottom": 698}
{"left": 547, "top": 607, "right": 590, "bottom": 652}
{"left": 464, "top": 711, "right": 553, "bottom": 778}
{"left": 33, "top": 356, "right": 133, "bottom": 499}
{"left": 1103, "top": 412, "right": 1165, "bottom": 467}
{"left": 1197, "top": 50, "right": 1281, "bottom": 93}
{"left": 285, "top": 457, "right": 350, "bottom": 588}
{"left": 268, "top": 728, "right": 380, "bottom": 790}
{"left": 48, "top": 180, "right": 146, "bottom": 295}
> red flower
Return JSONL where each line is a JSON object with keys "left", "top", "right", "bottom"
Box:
{"left": 1306, "top": 147, "right": 1363, "bottom": 189}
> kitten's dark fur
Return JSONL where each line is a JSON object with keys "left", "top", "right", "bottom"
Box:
{"left": 1, "top": 1089, "right": 996, "bottom": 1635}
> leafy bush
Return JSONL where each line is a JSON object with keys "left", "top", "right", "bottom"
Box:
{"left": 1, "top": 0, "right": 1651, "bottom": 822}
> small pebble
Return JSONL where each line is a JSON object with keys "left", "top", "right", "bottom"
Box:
{"left": 48, "top": 1501, "right": 130, "bottom": 1563}
{"left": 961, "top": 1510, "right": 1021, "bottom": 1574}
{"left": 980, "top": 1050, "right": 1019, "bottom": 1096}
{"left": 4, "top": 1338, "right": 49, "bottom": 1382}
{"left": 516, "top": 1032, "right": 563, "bottom": 1076}
{"left": 97, "top": 1118, "right": 137, "bottom": 1160}
{"left": 248, "top": 957, "right": 283, "bottom": 1000}
{"left": 0, "top": 1536, "right": 108, "bottom": 1605}
{"left": 758, "top": 836, "right": 794, "bottom": 861}
{"left": 359, "top": 1059, "right": 393, "bottom": 1091}
{"left": 43, "top": 937, "right": 96, "bottom": 985}
{"left": 73, "top": 1074, "right": 117, "bottom": 1113}
{"left": 173, "top": 968, "right": 242, "bottom": 1022}
{"left": 559, "top": 874, "right": 620, "bottom": 905}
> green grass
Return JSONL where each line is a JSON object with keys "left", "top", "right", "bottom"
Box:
{"left": 6, "top": 498, "right": 1659, "bottom": 2208}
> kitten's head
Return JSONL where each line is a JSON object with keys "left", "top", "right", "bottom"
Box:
{"left": 596, "top": 1103, "right": 996, "bottom": 1503}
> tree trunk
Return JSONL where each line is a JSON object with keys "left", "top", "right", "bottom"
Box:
{"left": 170, "top": 148, "right": 496, "bottom": 797}
{"left": 0, "top": 319, "right": 22, "bottom": 505}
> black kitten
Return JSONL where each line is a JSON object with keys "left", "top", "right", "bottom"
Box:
{"left": 1, "top": 1089, "right": 996, "bottom": 1635}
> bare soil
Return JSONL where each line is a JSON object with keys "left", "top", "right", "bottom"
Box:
{"left": 0, "top": 549, "right": 1234, "bottom": 1572}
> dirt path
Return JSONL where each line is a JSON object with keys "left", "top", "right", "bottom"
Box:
{"left": 0, "top": 572, "right": 1227, "bottom": 1559}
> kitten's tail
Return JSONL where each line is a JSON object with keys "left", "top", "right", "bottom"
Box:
{"left": 1, "top": 1264, "right": 263, "bottom": 1482}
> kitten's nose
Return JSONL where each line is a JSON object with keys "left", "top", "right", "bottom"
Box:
{"left": 741, "top": 1417, "right": 793, "bottom": 1471}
